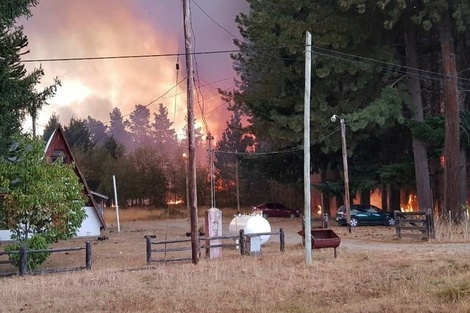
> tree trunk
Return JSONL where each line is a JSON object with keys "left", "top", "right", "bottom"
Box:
{"left": 381, "top": 184, "right": 388, "bottom": 211}
{"left": 389, "top": 185, "right": 401, "bottom": 212}
{"left": 360, "top": 190, "right": 370, "bottom": 205}
{"left": 457, "top": 35, "right": 467, "bottom": 211}
{"left": 439, "top": 4, "right": 461, "bottom": 216}
{"left": 404, "top": 26, "right": 433, "bottom": 212}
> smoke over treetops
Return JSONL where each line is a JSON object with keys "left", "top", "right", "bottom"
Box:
{"left": 21, "top": 0, "right": 248, "bottom": 140}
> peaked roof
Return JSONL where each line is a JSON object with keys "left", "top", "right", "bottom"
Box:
{"left": 45, "top": 125, "right": 106, "bottom": 230}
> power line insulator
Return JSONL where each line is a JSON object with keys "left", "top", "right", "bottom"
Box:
{"left": 176, "top": 63, "right": 179, "bottom": 70}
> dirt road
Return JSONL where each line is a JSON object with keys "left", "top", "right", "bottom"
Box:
{"left": 147, "top": 215, "right": 470, "bottom": 255}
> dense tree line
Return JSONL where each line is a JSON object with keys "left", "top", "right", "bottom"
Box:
{"left": 8, "top": 0, "right": 470, "bottom": 217}
{"left": 41, "top": 104, "right": 217, "bottom": 208}
{"left": 223, "top": 0, "right": 470, "bottom": 218}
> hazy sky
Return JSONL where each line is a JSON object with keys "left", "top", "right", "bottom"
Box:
{"left": 21, "top": 0, "right": 248, "bottom": 140}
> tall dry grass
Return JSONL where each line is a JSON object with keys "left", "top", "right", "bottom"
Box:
{"left": 1, "top": 246, "right": 470, "bottom": 313}
{"left": 103, "top": 206, "right": 246, "bottom": 224}
{"left": 2, "top": 209, "right": 470, "bottom": 312}
{"left": 433, "top": 218, "right": 470, "bottom": 242}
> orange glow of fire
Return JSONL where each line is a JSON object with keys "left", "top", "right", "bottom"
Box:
{"left": 167, "top": 199, "right": 184, "bottom": 205}
{"left": 400, "top": 194, "right": 417, "bottom": 212}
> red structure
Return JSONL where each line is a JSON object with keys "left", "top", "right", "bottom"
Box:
{"left": 44, "top": 125, "right": 106, "bottom": 234}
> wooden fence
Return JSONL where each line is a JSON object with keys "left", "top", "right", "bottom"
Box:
{"left": 394, "top": 209, "right": 434, "bottom": 240}
{"left": 0, "top": 241, "right": 92, "bottom": 276}
{"left": 145, "top": 229, "right": 285, "bottom": 264}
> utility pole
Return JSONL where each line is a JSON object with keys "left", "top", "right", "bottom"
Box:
{"left": 304, "top": 31, "right": 312, "bottom": 264}
{"left": 207, "top": 133, "right": 215, "bottom": 208}
{"left": 331, "top": 115, "right": 351, "bottom": 233}
{"left": 340, "top": 118, "right": 351, "bottom": 233}
{"left": 183, "top": 0, "right": 199, "bottom": 264}
{"left": 236, "top": 149, "right": 240, "bottom": 214}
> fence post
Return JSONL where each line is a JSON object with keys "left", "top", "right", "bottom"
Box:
{"left": 19, "top": 245, "right": 27, "bottom": 276}
{"left": 394, "top": 210, "right": 401, "bottom": 239}
{"left": 279, "top": 228, "right": 285, "bottom": 252}
{"left": 301, "top": 218, "right": 305, "bottom": 246}
{"left": 465, "top": 210, "right": 468, "bottom": 240}
{"left": 239, "top": 229, "right": 245, "bottom": 256}
{"left": 145, "top": 236, "right": 152, "bottom": 264}
{"left": 448, "top": 210, "right": 452, "bottom": 240}
{"left": 85, "top": 241, "right": 92, "bottom": 270}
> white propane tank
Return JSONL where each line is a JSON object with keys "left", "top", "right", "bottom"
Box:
{"left": 229, "top": 214, "right": 271, "bottom": 245}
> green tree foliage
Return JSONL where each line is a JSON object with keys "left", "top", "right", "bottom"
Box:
{"left": 64, "top": 118, "right": 93, "bottom": 153}
{"left": 0, "top": 0, "right": 59, "bottom": 155}
{"left": 103, "top": 135, "right": 126, "bottom": 160}
{"left": 85, "top": 116, "right": 107, "bottom": 146}
{"left": 109, "top": 107, "right": 130, "bottom": 148}
{"left": 0, "top": 134, "right": 87, "bottom": 269}
{"left": 153, "top": 103, "right": 178, "bottom": 154}
{"left": 340, "top": 0, "right": 469, "bottom": 213}
{"left": 230, "top": 0, "right": 409, "bottom": 198}
{"left": 42, "top": 113, "right": 60, "bottom": 142}
{"left": 128, "top": 104, "right": 152, "bottom": 150}
{"left": 214, "top": 110, "right": 254, "bottom": 206}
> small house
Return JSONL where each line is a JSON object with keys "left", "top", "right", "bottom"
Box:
{"left": 0, "top": 125, "right": 106, "bottom": 241}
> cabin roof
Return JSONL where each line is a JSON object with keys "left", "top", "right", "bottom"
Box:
{"left": 45, "top": 125, "right": 107, "bottom": 230}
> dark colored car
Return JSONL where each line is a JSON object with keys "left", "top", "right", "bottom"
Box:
{"left": 336, "top": 204, "right": 395, "bottom": 227}
{"left": 253, "top": 202, "right": 300, "bottom": 218}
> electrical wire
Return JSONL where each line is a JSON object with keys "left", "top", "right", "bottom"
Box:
{"left": 214, "top": 128, "right": 340, "bottom": 157}
{"left": 193, "top": 0, "right": 242, "bottom": 41}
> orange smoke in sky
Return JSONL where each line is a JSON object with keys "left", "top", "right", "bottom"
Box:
{"left": 20, "top": 0, "right": 247, "bottom": 140}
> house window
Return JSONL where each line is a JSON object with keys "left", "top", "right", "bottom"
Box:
{"left": 51, "top": 149, "right": 68, "bottom": 163}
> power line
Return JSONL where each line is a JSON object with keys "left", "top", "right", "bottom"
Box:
{"left": 20, "top": 42, "right": 470, "bottom": 87}
{"left": 20, "top": 49, "right": 241, "bottom": 63}
{"left": 193, "top": 0, "right": 242, "bottom": 41}
{"left": 214, "top": 128, "right": 340, "bottom": 156}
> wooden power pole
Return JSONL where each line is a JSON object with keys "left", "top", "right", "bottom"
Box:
{"left": 304, "top": 31, "right": 312, "bottom": 264}
{"left": 183, "top": 0, "right": 199, "bottom": 264}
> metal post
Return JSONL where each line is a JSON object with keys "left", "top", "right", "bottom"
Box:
{"left": 236, "top": 150, "right": 240, "bottom": 214}
{"left": 322, "top": 213, "right": 329, "bottom": 228}
{"left": 303, "top": 31, "right": 312, "bottom": 264}
{"left": 112, "top": 175, "right": 120, "bottom": 232}
{"left": 85, "top": 241, "right": 92, "bottom": 270}
{"left": 207, "top": 133, "right": 215, "bottom": 208}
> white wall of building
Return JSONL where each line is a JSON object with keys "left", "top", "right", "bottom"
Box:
{"left": 0, "top": 206, "right": 101, "bottom": 241}
{"left": 75, "top": 206, "right": 102, "bottom": 237}
{"left": 0, "top": 229, "right": 13, "bottom": 241}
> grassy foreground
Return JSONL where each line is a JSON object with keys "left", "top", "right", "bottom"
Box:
{"left": 1, "top": 247, "right": 470, "bottom": 312}
{"left": 0, "top": 207, "right": 470, "bottom": 312}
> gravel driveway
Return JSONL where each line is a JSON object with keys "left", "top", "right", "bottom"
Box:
{"left": 151, "top": 215, "right": 470, "bottom": 255}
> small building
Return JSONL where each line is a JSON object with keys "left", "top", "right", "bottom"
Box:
{"left": 0, "top": 125, "right": 107, "bottom": 241}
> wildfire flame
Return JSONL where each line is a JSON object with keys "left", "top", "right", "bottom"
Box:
{"left": 167, "top": 199, "right": 184, "bottom": 205}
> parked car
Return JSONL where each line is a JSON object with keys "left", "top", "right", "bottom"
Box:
{"left": 253, "top": 202, "right": 300, "bottom": 218}
{"left": 335, "top": 204, "right": 395, "bottom": 227}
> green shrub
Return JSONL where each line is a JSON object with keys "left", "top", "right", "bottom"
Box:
{"left": 5, "top": 235, "right": 51, "bottom": 271}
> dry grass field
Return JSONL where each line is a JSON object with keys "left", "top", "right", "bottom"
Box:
{"left": 1, "top": 207, "right": 470, "bottom": 312}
